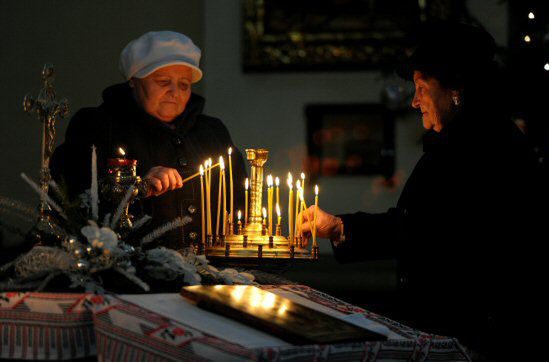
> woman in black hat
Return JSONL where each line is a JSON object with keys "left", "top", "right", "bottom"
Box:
{"left": 301, "top": 23, "right": 543, "bottom": 359}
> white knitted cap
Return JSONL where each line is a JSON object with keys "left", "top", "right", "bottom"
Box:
{"left": 119, "top": 31, "right": 202, "bottom": 83}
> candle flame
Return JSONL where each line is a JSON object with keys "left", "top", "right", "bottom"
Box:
{"left": 315, "top": 185, "right": 319, "bottom": 195}
{"left": 275, "top": 177, "right": 280, "bottom": 186}
{"left": 228, "top": 147, "right": 232, "bottom": 155}
{"left": 276, "top": 203, "right": 281, "bottom": 217}
{"left": 200, "top": 165, "right": 204, "bottom": 176}
{"left": 267, "top": 174, "right": 273, "bottom": 187}
{"left": 296, "top": 179, "right": 301, "bottom": 189}
{"left": 118, "top": 147, "right": 126, "bottom": 156}
{"left": 245, "top": 178, "right": 249, "bottom": 190}
{"left": 219, "top": 156, "right": 225, "bottom": 169}
{"left": 237, "top": 210, "right": 241, "bottom": 220}
{"left": 529, "top": 12, "right": 535, "bottom": 19}
{"left": 262, "top": 207, "right": 267, "bottom": 219}
{"left": 287, "top": 178, "right": 293, "bottom": 189}
{"left": 208, "top": 158, "right": 212, "bottom": 167}
{"left": 301, "top": 172, "right": 305, "bottom": 180}
{"left": 288, "top": 172, "right": 293, "bottom": 183}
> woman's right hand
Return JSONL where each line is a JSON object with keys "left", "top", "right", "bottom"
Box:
{"left": 299, "top": 206, "right": 343, "bottom": 246}
{"left": 144, "top": 166, "right": 183, "bottom": 197}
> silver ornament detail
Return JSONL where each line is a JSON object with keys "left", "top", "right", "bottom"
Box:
{"left": 75, "top": 259, "right": 90, "bottom": 271}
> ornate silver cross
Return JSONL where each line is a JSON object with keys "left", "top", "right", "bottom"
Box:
{"left": 23, "top": 64, "right": 70, "bottom": 215}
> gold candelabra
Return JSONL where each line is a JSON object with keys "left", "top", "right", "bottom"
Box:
{"left": 205, "top": 148, "right": 317, "bottom": 261}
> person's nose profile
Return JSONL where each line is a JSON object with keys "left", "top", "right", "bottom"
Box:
{"left": 411, "top": 93, "right": 420, "bottom": 108}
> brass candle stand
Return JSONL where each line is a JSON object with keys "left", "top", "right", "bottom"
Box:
{"left": 205, "top": 149, "right": 317, "bottom": 262}
{"left": 100, "top": 158, "right": 149, "bottom": 232}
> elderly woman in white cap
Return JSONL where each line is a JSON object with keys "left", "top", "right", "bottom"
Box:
{"left": 51, "top": 31, "right": 247, "bottom": 250}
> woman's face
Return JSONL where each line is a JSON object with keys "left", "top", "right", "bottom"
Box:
{"left": 411, "top": 70, "right": 456, "bottom": 132}
{"left": 132, "top": 64, "right": 193, "bottom": 122}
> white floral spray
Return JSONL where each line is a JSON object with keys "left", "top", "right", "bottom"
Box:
{"left": 110, "top": 185, "right": 135, "bottom": 229}
{"left": 140, "top": 216, "right": 191, "bottom": 246}
{"left": 21, "top": 173, "right": 67, "bottom": 220}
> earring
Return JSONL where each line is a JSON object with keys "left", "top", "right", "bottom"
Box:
{"left": 452, "top": 95, "right": 460, "bottom": 106}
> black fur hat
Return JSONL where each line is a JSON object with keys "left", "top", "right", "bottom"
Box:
{"left": 396, "top": 22, "right": 497, "bottom": 87}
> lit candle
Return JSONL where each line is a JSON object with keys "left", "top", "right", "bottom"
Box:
{"left": 119, "top": 147, "right": 126, "bottom": 160}
{"left": 300, "top": 172, "right": 306, "bottom": 195}
{"left": 237, "top": 210, "right": 242, "bottom": 235}
{"left": 208, "top": 158, "right": 213, "bottom": 235}
{"left": 298, "top": 187, "right": 310, "bottom": 228}
{"left": 267, "top": 175, "right": 273, "bottom": 236}
{"left": 275, "top": 177, "right": 280, "bottom": 212}
{"left": 294, "top": 180, "right": 301, "bottom": 241}
{"left": 205, "top": 159, "right": 212, "bottom": 236}
{"left": 222, "top": 157, "right": 227, "bottom": 235}
{"left": 245, "top": 178, "right": 249, "bottom": 227}
{"left": 216, "top": 156, "right": 224, "bottom": 237}
{"left": 262, "top": 207, "right": 267, "bottom": 235}
{"left": 228, "top": 147, "right": 233, "bottom": 226}
{"left": 181, "top": 161, "right": 220, "bottom": 185}
{"left": 276, "top": 203, "right": 282, "bottom": 236}
{"left": 313, "top": 185, "right": 319, "bottom": 247}
{"left": 287, "top": 173, "right": 293, "bottom": 245}
{"left": 200, "top": 165, "right": 205, "bottom": 245}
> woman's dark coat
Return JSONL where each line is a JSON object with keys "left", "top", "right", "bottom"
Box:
{"left": 51, "top": 83, "right": 247, "bottom": 250}
{"left": 333, "top": 109, "right": 543, "bottom": 357}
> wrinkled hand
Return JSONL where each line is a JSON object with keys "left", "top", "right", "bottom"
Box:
{"left": 298, "top": 206, "right": 342, "bottom": 247}
{"left": 144, "top": 166, "right": 183, "bottom": 197}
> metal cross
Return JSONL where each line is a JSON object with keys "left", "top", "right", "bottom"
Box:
{"left": 23, "top": 64, "right": 70, "bottom": 215}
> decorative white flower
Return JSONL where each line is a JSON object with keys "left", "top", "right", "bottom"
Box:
{"left": 81, "top": 222, "right": 119, "bottom": 253}
{"left": 145, "top": 247, "right": 201, "bottom": 285}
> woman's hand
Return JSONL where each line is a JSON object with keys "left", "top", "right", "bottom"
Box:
{"left": 299, "top": 206, "right": 343, "bottom": 247}
{"left": 144, "top": 166, "right": 183, "bottom": 197}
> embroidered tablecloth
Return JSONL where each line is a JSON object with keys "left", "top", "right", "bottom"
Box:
{"left": 0, "top": 286, "right": 470, "bottom": 361}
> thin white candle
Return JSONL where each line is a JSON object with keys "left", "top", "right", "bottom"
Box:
{"left": 236, "top": 210, "right": 242, "bottom": 235}
{"left": 205, "top": 159, "right": 212, "bottom": 235}
{"left": 228, "top": 147, "right": 233, "bottom": 226}
{"left": 262, "top": 207, "right": 267, "bottom": 232}
{"left": 216, "top": 156, "right": 223, "bottom": 237}
{"left": 313, "top": 185, "right": 319, "bottom": 247}
{"left": 91, "top": 145, "right": 98, "bottom": 220}
{"left": 245, "top": 178, "right": 249, "bottom": 227}
{"left": 294, "top": 180, "right": 301, "bottom": 241}
{"left": 287, "top": 174, "right": 293, "bottom": 245}
{"left": 222, "top": 158, "right": 227, "bottom": 235}
{"left": 208, "top": 158, "right": 213, "bottom": 235}
{"left": 275, "top": 177, "right": 280, "bottom": 213}
{"left": 200, "top": 165, "right": 205, "bottom": 245}
{"left": 267, "top": 175, "right": 273, "bottom": 235}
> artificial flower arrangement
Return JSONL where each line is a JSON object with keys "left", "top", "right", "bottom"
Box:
{"left": 0, "top": 155, "right": 255, "bottom": 293}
